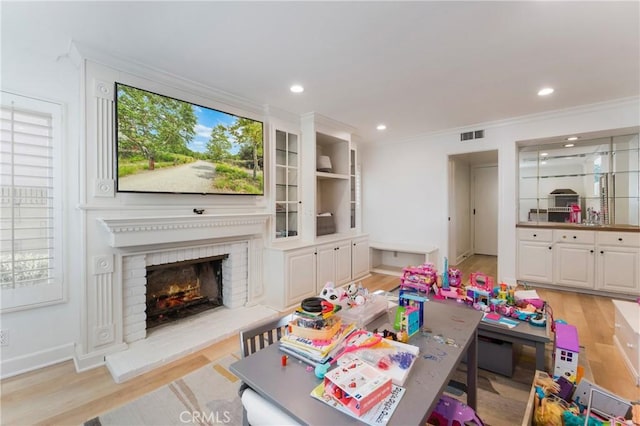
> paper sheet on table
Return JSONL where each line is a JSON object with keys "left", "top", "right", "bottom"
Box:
{"left": 310, "top": 383, "right": 405, "bottom": 425}
{"left": 514, "top": 289, "right": 540, "bottom": 300}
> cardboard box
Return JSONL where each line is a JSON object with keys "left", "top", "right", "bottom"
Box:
{"left": 323, "top": 356, "right": 392, "bottom": 416}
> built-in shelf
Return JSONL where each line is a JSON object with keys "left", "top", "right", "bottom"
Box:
{"left": 316, "top": 171, "right": 349, "bottom": 180}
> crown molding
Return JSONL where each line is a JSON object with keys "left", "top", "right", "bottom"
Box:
{"left": 301, "top": 112, "right": 357, "bottom": 134}
{"left": 373, "top": 96, "right": 640, "bottom": 147}
{"left": 72, "top": 41, "right": 265, "bottom": 117}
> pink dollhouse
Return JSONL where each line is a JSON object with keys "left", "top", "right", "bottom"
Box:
{"left": 553, "top": 323, "right": 580, "bottom": 381}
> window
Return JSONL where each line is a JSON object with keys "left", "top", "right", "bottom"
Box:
{"left": 0, "top": 92, "right": 64, "bottom": 311}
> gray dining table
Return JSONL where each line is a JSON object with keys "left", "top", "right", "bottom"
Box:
{"left": 230, "top": 301, "right": 483, "bottom": 425}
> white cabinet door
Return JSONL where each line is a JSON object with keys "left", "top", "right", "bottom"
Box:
{"left": 316, "top": 240, "right": 352, "bottom": 289}
{"left": 596, "top": 246, "right": 640, "bottom": 294}
{"left": 517, "top": 240, "right": 553, "bottom": 283}
{"left": 553, "top": 243, "right": 595, "bottom": 289}
{"left": 335, "top": 240, "right": 352, "bottom": 286}
{"left": 286, "top": 247, "right": 317, "bottom": 306}
{"left": 351, "top": 237, "right": 370, "bottom": 280}
{"left": 316, "top": 243, "right": 336, "bottom": 290}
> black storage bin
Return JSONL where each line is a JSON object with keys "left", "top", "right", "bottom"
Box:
{"left": 463, "top": 336, "right": 515, "bottom": 377}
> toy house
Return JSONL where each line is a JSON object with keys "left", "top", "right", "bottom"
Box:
{"left": 553, "top": 323, "right": 580, "bottom": 381}
{"left": 399, "top": 292, "right": 427, "bottom": 328}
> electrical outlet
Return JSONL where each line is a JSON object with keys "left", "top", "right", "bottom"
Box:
{"left": 0, "top": 329, "right": 9, "bottom": 346}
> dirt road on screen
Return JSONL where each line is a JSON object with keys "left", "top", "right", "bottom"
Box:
{"left": 118, "top": 160, "right": 216, "bottom": 193}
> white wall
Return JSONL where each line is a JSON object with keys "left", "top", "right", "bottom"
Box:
{"left": 1, "top": 40, "right": 83, "bottom": 375}
{"left": 361, "top": 98, "right": 640, "bottom": 284}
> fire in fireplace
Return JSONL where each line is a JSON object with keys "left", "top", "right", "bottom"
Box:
{"left": 145, "top": 254, "right": 227, "bottom": 330}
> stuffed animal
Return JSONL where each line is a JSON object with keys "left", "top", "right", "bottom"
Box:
{"left": 344, "top": 282, "right": 365, "bottom": 307}
{"left": 319, "top": 282, "right": 344, "bottom": 303}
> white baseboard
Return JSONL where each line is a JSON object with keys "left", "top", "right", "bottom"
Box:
{"left": 73, "top": 342, "right": 128, "bottom": 373}
{"left": 0, "top": 343, "right": 75, "bottom": 379}
{"left": 613, "top": 335, "right": 640, "bottom": 387}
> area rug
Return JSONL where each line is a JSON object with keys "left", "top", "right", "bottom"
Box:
{"left": 87, "top": 354, "right": 244, "bottom": 426}
{"left": 88, "top": 346, "right": 549, "bottom": 426}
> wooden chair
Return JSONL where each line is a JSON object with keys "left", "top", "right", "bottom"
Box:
{"left": 238, "top": 315, "right": 300, "bottom": 426}
{"left": 239, "top": 315, "right": 290, "bottom": 358}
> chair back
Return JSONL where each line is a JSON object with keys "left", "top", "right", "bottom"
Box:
{"left": 240, "top": 315, "right": 290, "bottom": 358}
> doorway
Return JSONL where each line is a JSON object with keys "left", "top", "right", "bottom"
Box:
{"left": 472, "top": 165, "right": 498, "bottom": 255}
{"left": 448, "top": 150, "right": 499, "bottom": 266}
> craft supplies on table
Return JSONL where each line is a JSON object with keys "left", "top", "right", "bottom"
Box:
{"left": 310, "top": 382, "right": 405, "bottom": 426}
{"left": 337, "top": 337, "right": 419, "bottom": 386}
{"left": 322, "top": 355, "right": 392, "bottom": 416}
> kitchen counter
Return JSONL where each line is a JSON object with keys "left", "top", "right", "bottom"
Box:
{"left": 517, "top": 222, "right": 640, "bottom": 232}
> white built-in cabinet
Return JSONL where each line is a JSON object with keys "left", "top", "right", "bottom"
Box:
{"left": 265, "top": 236, "right": 370, "bottom": 310}
{"left": 284, "top": 246, "right": 317, "bottom": 303}
{"left": 274, "top": 129, "right": 300, "bottom": 240}
{"left": 316, "top": 240, "right": 352, "bottom": 288}
{"left": 265, "top": 114, "right": 368, "bottom": 310}
{"left": 552, "top": 230, "right": 595, "bottom": 289}
{"left": 516, "top": 229, "right": 553, "bottom": 284}
{"left": 517, "top": 227, "right": 639, "bottom": 295}
{"left": 596, "top": 232, "right": 640, "bottom": 293}
{"left": 351, "top": 236, "right": 370, "bottom": 280}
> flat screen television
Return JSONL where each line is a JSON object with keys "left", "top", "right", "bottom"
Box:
{"left": 115, "top": 82, "right": 264, "bottom": 195}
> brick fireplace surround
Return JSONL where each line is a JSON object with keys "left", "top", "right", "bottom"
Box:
{"left": 96, "top": 214, "right": 278, "bottom": 383}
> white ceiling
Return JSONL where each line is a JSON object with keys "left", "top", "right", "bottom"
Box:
{"left": 2, "top": 1, "right": 639, "bottom": 144}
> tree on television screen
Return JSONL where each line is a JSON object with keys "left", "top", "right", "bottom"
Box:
{"left": 117, "top": 85, "right": 197, "bottom": 169}
{"left": 228, "top": 118, "right": 263, "bottom": 179}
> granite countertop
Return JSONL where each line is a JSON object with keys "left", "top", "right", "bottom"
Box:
{"left": 517, "top": 222, "right": 640, "bottom": 232}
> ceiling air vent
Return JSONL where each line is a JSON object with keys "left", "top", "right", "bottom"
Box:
{"left": 460, "top": 129, "right": 485, "bottom": 141}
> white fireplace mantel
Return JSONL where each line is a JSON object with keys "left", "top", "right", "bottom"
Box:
{"left": 98, "top": 213, "right": 271, "bottom": 248}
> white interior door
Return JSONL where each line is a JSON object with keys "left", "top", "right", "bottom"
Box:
{"left": 473, "top": 165, "right": 498, "bottom": 255}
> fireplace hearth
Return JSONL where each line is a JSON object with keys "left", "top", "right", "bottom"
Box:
{"left": 145, "top": 254, "right": 228, "bottom": 330}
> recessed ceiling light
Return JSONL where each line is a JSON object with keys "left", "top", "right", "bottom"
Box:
{"left": 290, "top": 84, "right": 304, "bottom": 93}
{"left": 376, "top": 124, "right": 387, "bottom": 130}
{"left": 540, "top": 152, "right": 548, "bottom": 157}
{"left": 564, "top": 143, "right": 575, "bottom": 148}
{"left": 566, "top": 136, "right": 579, "bottom": 141}
{"left": 538, "top": 87, "right": 554, "bottom": 96}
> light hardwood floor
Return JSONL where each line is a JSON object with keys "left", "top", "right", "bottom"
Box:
{"left": 1, "top": 255, "right": 637, "bottom": 425}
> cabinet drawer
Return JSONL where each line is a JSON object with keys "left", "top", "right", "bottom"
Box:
{"left": 553, "top": 230, "right": 595, "bottom": 244}
{"left": 517, "top": 228, "right": 553, "bottom": 242}
{"left": 597, "top": 232, "right": 640, "bottom": 247}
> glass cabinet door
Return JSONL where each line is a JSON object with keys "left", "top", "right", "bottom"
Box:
{"left": 518, "top": 131, "right": 639, "bottom": 226}
{"left": 350, "top": 148, "right": 357, "bottom": 229}
{"left": 275, "top": 129, "right": 300, "bottom": 239}
{"left": 611, "top": 134, "right": 640, "bottom": 226}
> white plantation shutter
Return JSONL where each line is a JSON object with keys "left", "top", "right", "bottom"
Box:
{"left": 0, "top": 92, "right": 63, "bottom": 311}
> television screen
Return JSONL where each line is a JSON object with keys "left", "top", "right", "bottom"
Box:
{"left": 115, "top": 83, "right": 264, "bottom": 195}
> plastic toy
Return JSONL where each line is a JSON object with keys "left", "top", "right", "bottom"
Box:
{"left": 398, "top": 292, "right": 427, "bottom": 327}
{"left": 319, "top": 281, "right": 345, "bottom": 303}
{"left": 448, "top": 268, "right": 462, "bottom": 287}
{"left": 396, "top": 305, "right": 420, "bottom": 338}
{"left": 442, "top": 257, "right": 450, "bottom": 289}
{"left": 400, "top": 263, "right": 438, "bottom": 294}
{"left": 428, "top": 394, "right": 485, "bottom": 426}
{"left": 344, "top": 282, "right": 366, "bottom": 307}
{"left": 553, "top": 323, "right": 580, "bottom": 381}
{"left": 469, "top": 272, "right": 494, "bottom": 291}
